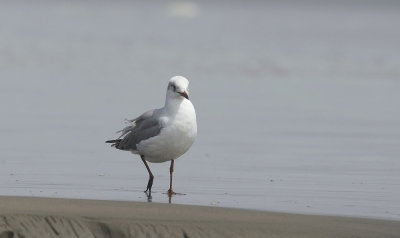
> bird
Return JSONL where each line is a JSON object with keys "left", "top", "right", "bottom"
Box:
{"left": 106, "top": 76, "right": 197, "bottom": 197}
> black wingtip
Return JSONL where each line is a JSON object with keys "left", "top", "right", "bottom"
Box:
{"left": 105, "top": 139, "right": 121, "bottom": 144}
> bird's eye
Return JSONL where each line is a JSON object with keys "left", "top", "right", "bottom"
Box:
{"left": 171, "top": 84, "right": 176, "bottom": 91}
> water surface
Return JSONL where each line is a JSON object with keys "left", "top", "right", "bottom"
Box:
{"left": 0, "top": 1, "right": 399, "bottom": 220}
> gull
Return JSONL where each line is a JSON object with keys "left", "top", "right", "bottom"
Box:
{"left": 106, "top": 76, "right": 197, "bottom": 197}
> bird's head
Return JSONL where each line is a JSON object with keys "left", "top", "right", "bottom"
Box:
{"left": 167, "top": 76, "right": 190, "bottom": 100}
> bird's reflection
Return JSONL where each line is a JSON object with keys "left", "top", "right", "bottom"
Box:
{"left": 143, "top": 191, "right": 184, "bottom": 204}
{"left": 145, "top": 191, "right": 152, "bottom": 202}
{"left": 168, "top": 193, "right": 173, "bottom": 204}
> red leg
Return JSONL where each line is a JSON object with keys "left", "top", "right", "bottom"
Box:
{"left": 141, "top": 156, "right": 154, "bottom": 196}
{"left": 168, "top": 160, "right": 175, "bottom": 195}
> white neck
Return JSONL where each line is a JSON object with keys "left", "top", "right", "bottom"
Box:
{"left": 165, "top": 95, "right": 184, "bottom": 114}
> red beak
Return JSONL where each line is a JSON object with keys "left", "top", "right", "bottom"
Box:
{"left": 179, "top": 91, "right": 189, "bottom": 100}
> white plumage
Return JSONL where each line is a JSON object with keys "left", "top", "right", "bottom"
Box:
{"left": 106, "top": 76, "right": 197, "bottom": 196}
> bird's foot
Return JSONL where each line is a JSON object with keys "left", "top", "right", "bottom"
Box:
{"left": 144, "top": 187, "right": 152, "bottom": 198}
{"left": 144, "top": 175, "right": 154, "bottom": 196}
{"left": 165, "top": 189, "right": 185, "bottom": 196}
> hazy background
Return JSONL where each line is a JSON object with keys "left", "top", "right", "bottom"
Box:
{"left": 1, "top": 1, "right": 399, "bottom": 220}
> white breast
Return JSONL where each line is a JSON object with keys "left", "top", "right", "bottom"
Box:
{"left": 137, "top": 99, "right": 197, "bottom": 163}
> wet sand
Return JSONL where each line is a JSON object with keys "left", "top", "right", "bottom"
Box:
{"left": 0, "top": 196, "right": 399, "bottom": 238}
{"left": 1, "top": 0, "right": 400, "bottom": 220}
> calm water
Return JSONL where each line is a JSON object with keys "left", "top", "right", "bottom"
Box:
{"left": 1, "top": 1, "right": 400, "bottom": 220}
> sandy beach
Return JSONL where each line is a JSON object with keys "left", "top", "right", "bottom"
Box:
{"left": 1, "top": 0, "right": 399, "bottom": 220}
{"left": 0, "top": 196, "right": 399, "bottom": 238}
{"left": 1, "top": 1, "right": 400, "bottom": 235}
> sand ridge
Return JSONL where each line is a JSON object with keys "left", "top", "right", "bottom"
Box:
{"left": 0, "top": 196, "right": 399, "bottom": 238}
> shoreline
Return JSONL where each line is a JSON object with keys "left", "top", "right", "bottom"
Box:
{"left": 0, "top": 196, "right": 399, "bottom": 237}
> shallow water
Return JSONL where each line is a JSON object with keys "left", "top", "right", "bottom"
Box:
{"left": 1, "top": 1, "right": 400, "bottom": 220}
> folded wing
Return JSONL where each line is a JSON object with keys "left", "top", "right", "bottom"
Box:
{"left": 106, "top": 109, "right": 163, "bottom": 151}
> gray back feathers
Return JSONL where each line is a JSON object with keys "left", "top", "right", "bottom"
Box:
{"left": 110, "top": 109, "right": 163, "bottom": 151}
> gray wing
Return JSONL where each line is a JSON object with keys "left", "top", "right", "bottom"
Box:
{"left": 114, "top": 109, "right": 163, "bottom": 151}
